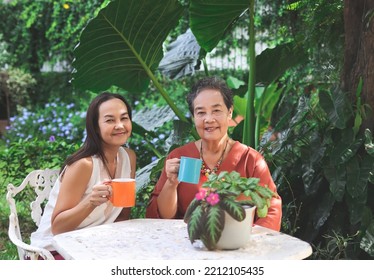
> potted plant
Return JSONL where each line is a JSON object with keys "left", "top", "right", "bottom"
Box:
{"left": 183, "top": 171, "right": 275, "bottom": 250}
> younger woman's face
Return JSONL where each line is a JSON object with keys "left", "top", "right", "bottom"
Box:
{"left": 98, "top": 98, "right": 132, "bottom": 147}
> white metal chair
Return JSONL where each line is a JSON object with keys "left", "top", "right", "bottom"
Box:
{"left": 6, "top": 169, "right": 59, "bottom": 260}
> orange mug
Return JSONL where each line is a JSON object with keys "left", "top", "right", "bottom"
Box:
{"left": 109, "top": 178, "right": 136, "bottom": 207}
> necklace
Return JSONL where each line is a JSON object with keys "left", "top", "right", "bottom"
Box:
{"left": 200, "top": 139, "right": 229, "bottom": 177}
{"left": 104, "top": 157, "right": 117, "bottom": 179}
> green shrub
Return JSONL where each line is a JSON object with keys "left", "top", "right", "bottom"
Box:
{"left": 0, "top": 138, "right": 80, "bottom": 260}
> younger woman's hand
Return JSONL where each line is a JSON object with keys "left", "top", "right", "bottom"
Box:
{"left": 90, "top": 181, "right": 112, "bottom": 207}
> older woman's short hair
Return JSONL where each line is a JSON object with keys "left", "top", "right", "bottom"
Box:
{"left": 186, "top": 76, "right": 233, "bottom": 114}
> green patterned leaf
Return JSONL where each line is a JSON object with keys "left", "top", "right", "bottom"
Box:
{"left": 187, "top": 205, "right": 205, "bottom": 243}
{"left": 184, "top": 198, "right": 201, "bottom": 223}
{"left": 202, "top": 206, "right": 225, "bottom": 249}
{"left": 71, "top": 0, "right": 183, "bottom": 92}
{"left": 220, "top": 200, "right": 245, "bottom": 221}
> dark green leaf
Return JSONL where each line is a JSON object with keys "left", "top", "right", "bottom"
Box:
{"left": 256, "top": 42, "right": 308, "bottom": 85}
{"left": 346, "top": 156, "right": 370, "bottom": 199}
{"left": 364, "top": 129, "right": 374, "bottom": 157}
{"left": 360, "top": 220, "right": 374, "bottom": 257}
{"left": 184, "top": 199, "right": 201, "bottom": 223}
{"left": 319, "top": 90, "right": 348, "bottom": 129}
{"left": 220, "top": 200, "right": 245, "bottom": 221}
{"left": 311, "top": 192, "right": 335, "bottom": 230}
{"left": 189, "top": 0, "right": 248, "bottom": 53}
{"left": 203, "top": 206, "right": 225, "bottom": 249}
{"left": 72, "top": 0, "right": 184, "bottom": 92}
{"left": 329, "top": 128, "right": 363, "bottom": 165}
{"left": 187, "top": 205, "right": 205, "bottom": 243}
{"left": 346, "top": 194, "right": 367, "bottom": 225}
{"left": 324, "top": 164, "right": 346, "bottom": 201}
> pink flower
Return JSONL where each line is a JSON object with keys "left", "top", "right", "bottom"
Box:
{"left": 206, "top": 193, "right": 220, "bottom": 206}
{"left": 195, "top": 189, "right": 207, "bottom": 200}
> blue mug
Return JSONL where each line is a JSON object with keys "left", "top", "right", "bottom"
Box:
{"left": 178, "top": 156, "right": 202, "bottom": 184}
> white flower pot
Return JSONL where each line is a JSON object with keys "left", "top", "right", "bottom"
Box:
{"left": 216, "top": 205, "right": 256, "bottom": 250}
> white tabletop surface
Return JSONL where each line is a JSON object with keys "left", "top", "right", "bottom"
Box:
{"left": 53, "top": 218, "right": 313, "bottom": 260}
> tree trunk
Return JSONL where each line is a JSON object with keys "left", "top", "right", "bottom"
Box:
{"left": 342, "top": 0, "right": 374, "bottom": 131}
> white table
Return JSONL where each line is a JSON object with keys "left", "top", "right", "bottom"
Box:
{"left": 52, "top": 218, "right": 312, "bottom": 260}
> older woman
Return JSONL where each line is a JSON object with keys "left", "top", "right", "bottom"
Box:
{"left": 146, "top": 76, "right": 282, "bottom": 231}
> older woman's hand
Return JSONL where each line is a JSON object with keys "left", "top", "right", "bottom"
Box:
{"left": 90, "top": 181, "right": 112, "bottom": 207}
{"left": 165, "top": 158, "right": 181, "bottom": 185}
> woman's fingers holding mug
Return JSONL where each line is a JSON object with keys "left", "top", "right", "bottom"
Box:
{"left": 166, "top": 158, "right": 180, "bottom": 174}
{"left": 92, "top": 184, "right": 110, "bottom": 199}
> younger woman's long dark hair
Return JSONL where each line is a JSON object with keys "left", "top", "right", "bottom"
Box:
{"left": 60, "top": 92, "right": 132, "bottom": 174}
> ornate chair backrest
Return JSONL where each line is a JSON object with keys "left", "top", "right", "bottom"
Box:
{"left": 6, "top": 169, "right": 59, "bottom": 260}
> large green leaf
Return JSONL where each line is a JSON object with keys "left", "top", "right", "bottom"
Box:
{"left": 189, "top": 0, "right": 248, "bottom": 52}
{"left": 324, "top": 164, "right": 346, "bottom": 201}
{"left": 346, "top": 155, "right": 372, "bottom": 199}
{"left": 311, "top": 192, "right": 335, "bottom": 230}
{"left": 71, "top": 0, "right": 183, "bottom": 92}
{"left": 319, "top": 90, "right": 349, "bottom": 129}
{"left": 256, "top": 42, "right": 308, "bottom": 85}
{"left": 346, "top": 193, "right": 367, "bottom": 225}
{"left": 329, "top": 128, "right": 363, "bottom": 165}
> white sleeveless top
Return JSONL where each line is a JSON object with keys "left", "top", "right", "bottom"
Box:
{"left": 30, "top": 147, "right": 132, "bottom": 251}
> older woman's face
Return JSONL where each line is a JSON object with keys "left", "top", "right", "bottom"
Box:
{"left": 192, "top": 89, "right": 232, "bottom": 142}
